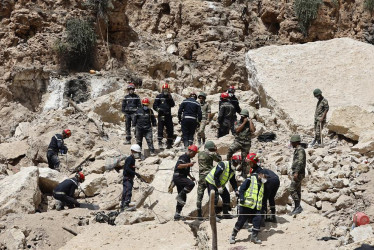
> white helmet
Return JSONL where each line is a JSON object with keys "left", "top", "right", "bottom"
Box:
{"left": 130, "top": 144, "right": 142, "bottom": 153}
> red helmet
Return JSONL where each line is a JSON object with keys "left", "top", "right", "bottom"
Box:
{"left": 142, "top": 98, "right": 150, "bottom": 105}
{"left": 228, "top": 86, "right": 235, "bottom": 93}
{"left": 63, "top": 129, "right": 71, "bottom": 137}
{"left": 127, "top": 83, "right": 135, "bottom": 89}
{"left": 232, "top": 155, "right": 242, "bottom": 161}
{"left": 229, "top": 86, "right": 235, "bottom": 90}
{"left": 77, "top": 172, "right": 85, "bottom": 182}
{"left": 221, "top": 92, "right": 229, "bottom": 100}
{"left": 162, "top": 83, "right": 170, "bottom": 89}
{"left": 188, "top": 145, "right": 198, "bottom": 153}
{"left": 246, "top": 153, "right": 259, "bottom": 164}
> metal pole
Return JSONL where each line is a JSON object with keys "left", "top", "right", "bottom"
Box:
{"left": 320, "top": 122, "right": 323, "bottom": 146}
{"left": 209, "top": 190, "right": 218, "bottom": 250}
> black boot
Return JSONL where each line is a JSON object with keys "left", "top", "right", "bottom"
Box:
{"left": 229, "top": 228, "right": 238, "bottom": 244}
{"left": 223, "top": 205, "right": 233, "bottom": 219}
{"left": 197, "top": 209, "right": 203, "bottom": 221}
{"left": 251, "top": 230, "right": 262, "bottom": 244}
{"left": 166, "top": 141, "right": 172, "bottom": 149}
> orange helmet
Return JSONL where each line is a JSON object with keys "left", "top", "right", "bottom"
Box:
{"left": 162, "top": 83, "right": 170, "bottom": 89}
{"left": 246, "top": 153, "right": 259, "bottom": 164}
{"left": 142, "top": 98, "right": 150, "bottom": 106}
{"left": 63, "top": 129, "right": 71, "bottom": 138}
{"left": 188, "top": 145, "right": 198, "bottom": 153}
{"left": 127, "top": 83, "right": 135, "bottom": 89}
{"left": 221, "top": 92, "right": 229, "bottom": 100}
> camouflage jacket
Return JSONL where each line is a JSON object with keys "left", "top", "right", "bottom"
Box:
{"left": 314, "top": 98, "right": 329, "bottom": 121}
{"left": 198, "top": 150, "right": 222, "bottom": 178}
{"left": 200, "top": 102, "right": 211, "bottom": 121}
{"left": 291, "top": 145, "right": 306, "bottom": 175}
{"left": 234, "top": 119, "right": 251, "bottom": 143}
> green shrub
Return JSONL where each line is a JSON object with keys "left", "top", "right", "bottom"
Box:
{"left": 54, "top": 19, "right": 96, "bottom": 71}
{"left": 364, "top": 0, "right": 374, "bottom": 12}
{"left": 294, "top": 0, "right": 323, "bottom": 36}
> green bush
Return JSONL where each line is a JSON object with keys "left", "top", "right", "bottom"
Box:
{"left": 294, "top": 0, "right": 323, "bottom": 36}
{"left": 54, "top": 19, "right": 96, "bottom": 71}
{"left": 364, "top": 0, "right": 374, "bottom": 12}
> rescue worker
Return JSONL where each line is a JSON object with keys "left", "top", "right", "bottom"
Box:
{"left": 246, "top": 153, "right": 280, "bottom": 223}
{"left": 173, "top": 145, "right": 198, "bottom": 220}
{"left": 178, "top": 93, "right": 202, "bottom": 148}
{"left": 153, "top": 83, "right": 175, "bottom": 149}
{"left": 220, "top": 86, "right": 241, "bottom": 134}
{"left": 47, "top": 129, "right": 71, "bottom": 171}
{"left": 196, "top": 141, "right": 222, "bottom": 220}
{"left": 229, "top": 172, "right": 266, "bottom": 244}
{"left": 227, "top": 109, "right": 256, "bottom": 176}
{"left": 310, "top": 88, "right": 329, "bottom": 147}
{"left": 197, "top": 92, "right": 212, "bottom": 147}
{"left": 289, "top": 134, "right": 306, "bottom": 215}
{"left": 120, "top": 144, "right": 145, "bottom": 212}
{"left": 122, "top": 83, "right": 141, "bottom": 144}
{"left": 134, "top": 98, "right": 157, "bottom": 156}
{"left": 205, "top": 155, "right": 240, "bottom": 219}
{"left": 53, "top": 172, "right": 85, "bottom": 211}
{"left": 217, "top": 92, "right": 236, "bottom": 138}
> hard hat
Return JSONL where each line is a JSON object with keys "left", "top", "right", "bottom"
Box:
{"left": 204, "top": 141, "right": 216, "bottom": 150}
{"left": 198, "top": 92, "right": 207, "bottom": 98}
{"left": 63, "top": 129, "right": 71, "bottom": 137}
{"left": 190, "top": 92, "right": 197, "bottom": 97}
{"left": 240, "top": 109, "right": 249, "bottom": 117}
{"left": 130, "top": 144, "right": 142, "bottom": 153}
{"left": 142, "top": 98, "right": 150, "bottom": 106}
{"left": 77, "top": 172, "right": 85, "bottom": 181}
{"left": 221, "top": 92, "right": 229, "bottom": 100}
{"left": 228, "top": 86, "right": 235, "bottom": 93}
{"left": 246, "top": 153, "right": 259, "bottom": 164}
{"left": 313, "top": 88, "right": 322, "bottom": 97}
{"left": 162, "top": 83, "right": 170, "bottom": 89}
{"left": 232, "top": 155, "right": 242, "bottom": 161}
{"left": 188, "top": 145, "right": 198, "bottom": 153}
{"left": 127, "top": 83, "right": 135, "bottom": 89}
{"left": 290, "top": 134, "right": 301, "bottom": 142}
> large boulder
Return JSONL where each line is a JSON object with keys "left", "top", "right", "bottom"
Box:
{"left": 0, "top": 140, "right": 29, "bottom": 161}
{"left": 0, "top": 228, "right": 26, "bottom": 250}
{"left": 115, "top": 209, "right": 154, "bottom": 225}
{"left": 246, "top": 38, "right": 374, "bottom": 129}
{"left": 0, "top": 166, "right": 41, "bottom": 216}
{"left": 38, "top": 167, "right": 68, "bottom": 193}
{"left": 81, "top": 174, "right": 108, "bottom": 197}
{"left": 350, "top": 225, "right": 373, "bottom": 243}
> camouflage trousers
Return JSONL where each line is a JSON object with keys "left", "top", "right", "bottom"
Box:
{"left": 196, "top": 177, "right": 208, "bottom": 210}
{"left": 289, "top": 174, "right": 304, "bottom": 202}
{"left": 314, "top": 120, "right": 325, "bottom": 141}
{"left": 227, "top": 140, "right": 251, "bottom": 177}
{"left": 197, "top": 120, "right": 208, "bottom": 142}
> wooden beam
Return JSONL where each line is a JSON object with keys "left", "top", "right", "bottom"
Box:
{"left": 209, "top": 190, "right": 218, "bottom": 250}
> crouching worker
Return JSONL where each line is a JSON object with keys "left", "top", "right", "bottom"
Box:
{"left": 205, "top": 155, "right": 240, "bottom": 220}
{"left": 173, "top": 145, "right": 198, "bottom": 220}
{"left": 120, "top": 144, "right": 145, "bottom": 212}
{"left": 229, "top": 172, "right": 267, "bottom": 244}
{"left": 53, "top": 172, "right": 85, "bottom": 211}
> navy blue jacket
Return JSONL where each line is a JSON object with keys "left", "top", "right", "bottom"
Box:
{"left": 48, "top": 134, "right": 67, "bottom": 154}
{"left": 133, "top": 106, "right": 157, "bottom": 130}
{"left": 174, "top": 153, "right": 191, "bottom": 177}
{"left": 54, "top": 177, "right": 79, "bottom": 197}
{"left": 122, "top": 94, "right": 141, "bottom": 114}
{"left": 123, "top": 155, "right": 140, "bottom": 179}
{"left": 178, "top": 97, "right": 202, "bottom": 122}
{"left": 153, "top": 93, "right": 175, "bottom": 116}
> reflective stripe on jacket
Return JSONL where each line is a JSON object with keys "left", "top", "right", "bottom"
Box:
{"left": 241, "top": 175, "right": 264, "bottom": 210}
{"left": 205, "top": 161, "right": 234, "bottom": 187}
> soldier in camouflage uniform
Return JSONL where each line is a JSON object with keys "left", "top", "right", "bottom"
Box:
{"left": 197, "top": 92, "right": 211, "bottom": 147}
{"left": 196, "top": 141, "right": 222, "bottom": 220}
{"left": 289, "top": 134, "right": 306, "bottom": 215}
{"left": 310, "top": 88, "right": 329, "bottom": 147}
{"left": 227, "top": 109, "right": 256, "bottom": 176}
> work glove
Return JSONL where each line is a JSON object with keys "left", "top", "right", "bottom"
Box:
{"left": 218, "top": 187, "right": 224, "bottom": 194}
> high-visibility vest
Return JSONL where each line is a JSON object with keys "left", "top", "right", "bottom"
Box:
{"left": 241, "top": 176, "right": 264, "bottom": 210}
{"left": 205, "top": 161, "right": 234, "bottom": 187}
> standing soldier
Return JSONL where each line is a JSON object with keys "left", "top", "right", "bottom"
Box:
{"left": 217, "top": 92, "right": 236, "bottom": 138}
{"left": 47, "top": 129, "right": 71, "bottom": 171}
{"left": 153, "top": 83, "right": 175, "bottom": 149}
{"left": 173, "top": 145, "right": 198, "bottom": 220}
{"left": 178, "top": 93, "right": 202, "bottom": 149}
{"left": 205, "top": 155, "right": 240, "bottom": 219}
{"left": 133, "top": 98, "right": 157, "bottom": 156}
{"left": 227, "top": 109, "right": 256, "bottom": 176}
{"left": 310, "top": 89, "right": 329, "bottom": 147}
{"left": 197, "top": 92, "right": 211, "bottom": 147}
{"left": 289, "top": 134, "right": 306, "bottom": 215}
{"left": 229, "top": 172, "right": 267, "bottom": 244}
{"left": 196, "top": 141, "right": 222, "bottom": 220}
{"left": 122, "top": 83, "right": 141, "bottom": 144}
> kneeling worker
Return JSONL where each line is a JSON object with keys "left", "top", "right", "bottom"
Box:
{"left": 53, "top": 172, "right": 85, "bottom": 211}
{"left": 229, "top": 172, "right": 267, "bottom": 244}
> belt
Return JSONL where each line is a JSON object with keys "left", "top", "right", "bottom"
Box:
{"left": 184, "top": 116, "right": 196, "bottom": 120}
{"left": 54, "top": 191, "right": 66, "bottom": 195}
